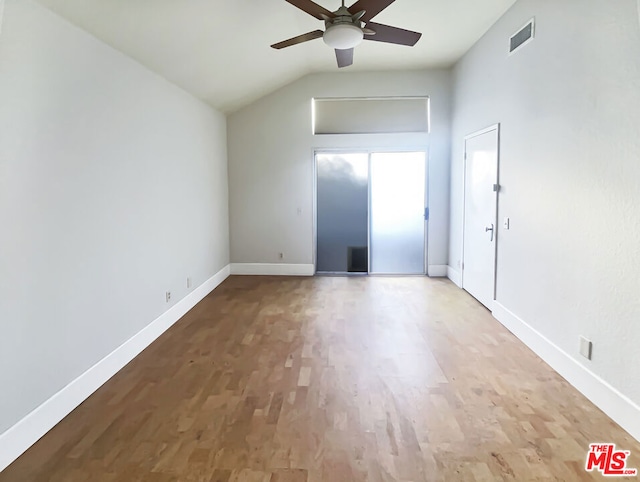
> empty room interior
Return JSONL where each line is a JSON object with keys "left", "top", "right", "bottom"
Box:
{"left": 2, "top": 0, "right": 640, "bottom": 480}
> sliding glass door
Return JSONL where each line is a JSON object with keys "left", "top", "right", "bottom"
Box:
{"left": 316, "top": 153, "right": 369, "bottom": 273}
{"left": 370, "top": 152, "right": 426, "bottom": 274}
{"left": 315, "top": 151, "right": 427, "bottom": 275}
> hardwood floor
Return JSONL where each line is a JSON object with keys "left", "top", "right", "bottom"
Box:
{"left": 2, "top": 276, "right": 638, "bottom": 481}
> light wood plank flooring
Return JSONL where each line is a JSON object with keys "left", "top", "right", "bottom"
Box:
{"left": 1, "top": 276, "right": 639, "bottom": 481}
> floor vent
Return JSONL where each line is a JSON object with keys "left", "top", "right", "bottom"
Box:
{"left": 347, "top": 246, "right": 368, "bottom": 273}
{"left": 509, "top": 18, "right": 535, "bottom": 54}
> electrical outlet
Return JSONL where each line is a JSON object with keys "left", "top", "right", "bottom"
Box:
{"left": 579, "top": 336, "right": 592, "bottom": 360}
{"left": 187, "top": 277, "right": 192, "bottom": 289}
{"left": 166, "top": 291, "right": 171, "bottom": 303}
{"left": 278, "top": 252, "right": 284, "bottom": 260}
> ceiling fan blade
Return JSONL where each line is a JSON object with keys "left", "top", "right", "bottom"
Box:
{"left": 271, "top": 30, "right": 324, "bottom": 49}
{"left": 348, "top": 0, "right": 395, "bottom": 22}
{"left": 335, "top": 48, "right": 354, "bottom": 68}
{"left": 285, "top": 0, "right": 335, "bottom": 20}
{"left": 364, "top": 22, "right": 422, "bottom": 46}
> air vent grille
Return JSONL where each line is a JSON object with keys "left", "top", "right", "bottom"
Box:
{"left": 509, "top": 19, "right": 535, "bottom": 54}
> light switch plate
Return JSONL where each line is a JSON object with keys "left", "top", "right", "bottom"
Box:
{"left": 503, "top": 217, "right": 510, "bottom": 230}
{"left": 579, "top": 336, "right": 593, "bottom": 360}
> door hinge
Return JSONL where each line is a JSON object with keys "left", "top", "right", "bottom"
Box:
{"left": 493, "top": 183, "right": 501, "bottom": 192}
{"left": 424, "top": 207, "right": 430, "bottom": 221}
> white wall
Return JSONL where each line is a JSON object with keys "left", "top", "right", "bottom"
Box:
{"left": 227, "top": 70, "right": 452, "bottom": 272}
{"left": 450, "top": 0, "right": 640, "bottom": 420}
{"left": 0, "top": 0, "right": 229, "bottom": 435}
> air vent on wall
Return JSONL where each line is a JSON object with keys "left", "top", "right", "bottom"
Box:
{"left": 509, "top": 18, "right": 535, "bottom": 54}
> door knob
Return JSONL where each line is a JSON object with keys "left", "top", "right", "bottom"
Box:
{"left": 485, "top": 224, "right": 494, "bottom": 242}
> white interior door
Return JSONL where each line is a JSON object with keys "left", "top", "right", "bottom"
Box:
{"left": 462, "top": 126, "right": 499, "bottom": 309}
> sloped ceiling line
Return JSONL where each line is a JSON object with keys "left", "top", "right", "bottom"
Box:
{"left": 35, "top": 0, "right": 516, "bottom": 112}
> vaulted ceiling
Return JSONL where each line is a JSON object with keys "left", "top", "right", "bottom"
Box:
{"left": 36, "top": 0, "right": 516, "bottom": 112}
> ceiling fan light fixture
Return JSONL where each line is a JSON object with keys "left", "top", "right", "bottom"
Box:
{"left": 323, "top": 24, "right": 364, "bottom": 50}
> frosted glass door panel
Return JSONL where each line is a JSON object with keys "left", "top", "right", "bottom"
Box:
{"left": 316, "top": 153, "right": 369, "bottom": 273}
{"left": 370, "top": 152, "right": 426, "bottom": 274}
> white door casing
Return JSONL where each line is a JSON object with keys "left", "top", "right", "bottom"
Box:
{"left": 462, "top": 125, "right": 499, "bottom": 309}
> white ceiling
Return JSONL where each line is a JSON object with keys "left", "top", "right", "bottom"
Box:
{"left": 35, "top": 0, "right": 516, "bottom": 113}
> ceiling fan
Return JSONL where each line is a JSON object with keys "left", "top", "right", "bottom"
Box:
{"left": 271, "top": 0, "right": 422, "bottom": 68}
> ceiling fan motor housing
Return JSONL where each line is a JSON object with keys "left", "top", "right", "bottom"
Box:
{"left": 323, "top": 6, "right": 365, "bottom": 49}
{"left": 323, "top": 6, "right": 364, "bottom": 27}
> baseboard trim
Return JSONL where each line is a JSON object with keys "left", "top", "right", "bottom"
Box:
{"left": 492, "top": 302, "right": 640, "bottom": 443}
{"left": 447, "top": 266, "right": 462, "bottom": 287}
{"left": 0, "top": 264, "right": 231, "bottom": 472}
{"left": 230, "top": 263, "right": 315, "bottom": 276}
{"left": 427, "top": 265, "right": 448, "bottom": 277}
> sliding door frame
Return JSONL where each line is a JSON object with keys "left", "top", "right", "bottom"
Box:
{"left": 312, "top": 147, "right": 430, "bottom": 275}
